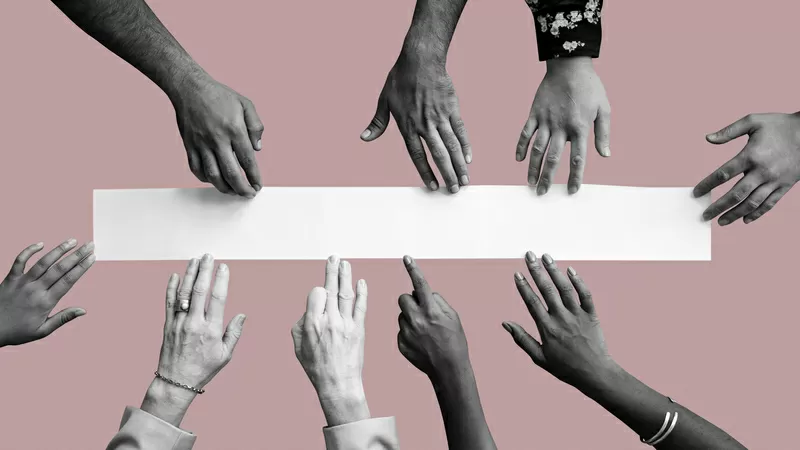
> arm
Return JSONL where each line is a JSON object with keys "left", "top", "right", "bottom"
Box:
{"left": 105, "top": 404, "right": 195, "bottom": 450}
{"left": 525, "top": 0, "right": 603, "bottom": 61}
{"left": 504, "top": 251, "right": 747, "bottom": 449}
{"left": 50, "top": 0, "right": 264, "bottom": 197}
{"left": 401, "top": 0, "right": 468, "bottom": 66}
{"left": 398, "top": 256, "right": 496, "bottom": 450}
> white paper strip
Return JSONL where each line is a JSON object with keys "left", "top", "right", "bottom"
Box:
{"left": 93, "top": 185, "right": 711, "bottom": 261}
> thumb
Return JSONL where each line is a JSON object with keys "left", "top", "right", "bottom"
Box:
{"left": 594, "top": 108, "right": 611, "bottom": 157}
{"left": 223, "top": 314, "right": 247, "bottom": 354}
{"left": 502, "top": 321, "right": 545, "bottom": 367}
{"left": 291, "top": 317, "right": 304, "bottom": 356}
{"left": 706, "top": 115, "right": 755, "bottom": 144}
{"left": 241, "top": 98, "right": 265, "bottom": 151}
{"left": 38, "top": 307, "right": 86, "bottom": 338}
{"left": 361, "top": 95, "right": 390, "bottom": 142}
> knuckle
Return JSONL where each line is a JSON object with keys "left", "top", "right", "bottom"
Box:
{"left": 714, "top": 170, "right": 730, "bottom": 182}
{"left": 730, "top": 190, "right": 748, "bottom": 203}
{"left": 210, "top": 292, "right": 227, "bottom": 303}
{"left": 176, "top": 289, "right": 191, "bottom": 302}
{"left": 251, "top": 123, "right": 265, "bottom": 134}
{"left": 570, "top": 155, "right": 585, "bottom": 168}
{"left": 545, "top": 153, "right": 561, "bottom": 164}
{"left": 191, "top": 285, "right": 207, "bottom": 296}
{"left": 530, "top": 144, "right": 546, "bottom": 155}
{"left": 54, "top": 261, "right": 69, "bottom": 274}
{"left": 409, "top": 150, "right": 427, "bottom": 162}
{"left": 745, "top": 197, "right": 763, "bottom": 209}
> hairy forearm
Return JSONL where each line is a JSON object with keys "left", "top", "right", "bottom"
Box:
{"left": 581, "top": 363, "right": 746, "bottom": 449}
{"left": 402, "top": 0, "right": 468, "bottom": 63}
{"left": 51, "top": 0, "right": 205, "bottom": 101}
{"left": 432, "top": 364, "right": 497, "bottom": 450}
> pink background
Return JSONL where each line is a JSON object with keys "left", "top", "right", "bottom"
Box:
{"left": 0, "top": 0, "right": 797, "bottom": 448}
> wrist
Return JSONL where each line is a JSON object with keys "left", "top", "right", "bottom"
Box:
{"left": 400, "top": 31, "right": 448, "bottom": 69}
{"left": 140, "top": 378, "right": 197, "bottom": 428}
{"left": 317, "top": 384, "right": 371, "bottom": 427}
{"left": 163, "top": 63, "right": 212, "bottom": 106}
{"left": 430, "top": 359, "right": 475, "bottom": 393}
{"left": 575, "top": 359, "right": 627, "bottom": 399}
{"left": 545, "top": 56, "right": 594, "bottom": 74}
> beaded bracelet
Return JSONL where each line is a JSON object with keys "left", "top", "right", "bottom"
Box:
{"left": 154, "top": 371, "right": 205, "bottom": 394}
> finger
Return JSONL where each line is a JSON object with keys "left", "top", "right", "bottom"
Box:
{"left": 200, "top": 148, "right": 233, "bottom": 194}
{"left": 353, "top": 279, "right": 368, "bottom": 324}
{"left": 517, "top": 118, "right": 538, "bottom": 162}
{"left": 718, "top": 183, "right": 775, "bottom": 226}
{"left": 702, "top": 174, "right": 761, "bottom": 222}
{"left": 524, "top": 251, "right": 565, "bottom": 313}
{"left": 47, "top": 252, "right": 96, "bottom": 300}
{"left": 399, "top": 125, "right": 438, "bottom": 191}
{"left": 744, "top": 185, "right": 791, "bottom": 224}
{"left": 402, "top": 255, "right": 433, "bottom": 306}
{"left": 537, "top": 132, "right": 567, "bottom": 195}
{"left": 324, "top": 255, "right": 341, "bottom": 318}
{"left": 567, "top": 267, "right": 596, "bottom": 315}
{"left": 206, "top": 263, "right": 230, "bottom": 325}
{"left": 540, "top": 254, "right": 580, "bottom": 313}
{"left": 338, "top": 260, "right": 355, "bottom": 318}
{"left": 423, "top": 130, "right": 460, "bottom": 194}
{"left": 513, "top": 272, "right": 549, "bottom": 328}
{"left": 176, "top": 258, "right": 200, "bottom": 314}
{"left": 502, "top": 321, "right": 545, "bottom": 366}
{"left": 398, "top": 293, "right": 420, "bottom": 316}
{"left": 214, "top": 142, "right": 257, "bottom": 198}
{"left": 306, "top": 286, "right": 327, "bottom": 318}
{"left": 37, "top": 307, "right": 87, "bottom": 339}
{"left": 222, "top": 314, "right": 247, "bottom": 355}
{"left": 361, "top": 94, "right": 390, "bottom": 141}
{"left": 567, "top": 134, "right": 588, "bottom": 195}
{"left": 189, "top": 254, "right": 215, "bottom": 319}
{"left": 594, "top": 107, "right": 611, "bottom": 157}
{"left": 693, "top": 154, "right": 748, "bottom": 198}
{"left": 186, "top": 145, "right": 207, "bottom": 182}
{"left": 164, "top": 273, "right": 179, "bottom": 330}
{"left": 450, "top": 114, "right": 472, "bottom": 164}
{"left": 232, "top": 135, "right": 263, "bottom": 192}
{"left": 398, "top": 312, "right": 412, "bottom": 331}
{"left": 438, "top": 122, "right": 470, "bottom": 187}
{"left": 241, "top": 98, "right": 265, "bottom": 151}
{"left": 8, "top": 242, "right": 44, "bottom": 278}
{"left": 706, "top": 115, "right": 756, "bottom": 144}
{"left": 528, "top": 127, "right": 550, "bottom": 186}
{"left": 26, "top": 238, "right": 77, "bottom": 280}
{"left": 39, "top": 242, "right": 95, "bottom": 289}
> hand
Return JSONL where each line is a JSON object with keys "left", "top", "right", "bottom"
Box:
{"left": 144, "top": 254, "right": 246, "bottom": 426}
{"left": 503, "top": 252, "right": 615, "bottom": 393}
{"left": 693, "top": 113, "right": 800, "bottom": 225}
{"left": 291, "top": 255, "right": 370, "bottom": 426}
{"left": 172, "top": 72, "right": 264, "bottom": 198}
{"left": 517, "top": 57, "right": 611, "bottom": 195}
{"left": 397, "top": 256, "right": 470, "bottom": 381}
{"left": 0, "top": 239, "right": 95, "bottom": 347}
{"left": 361, "top": 53, "right": 471, "bottom": 194}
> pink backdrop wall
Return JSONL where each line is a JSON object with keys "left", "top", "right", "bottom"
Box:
{"left": 0, "top": 0, "right": 797, "bottom": 448}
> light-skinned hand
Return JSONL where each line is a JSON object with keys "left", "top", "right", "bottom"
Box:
{"left": 693, "top": 112, "right": 800, "bottom": 225}
{"left": 0, "top": 239, "right": 95, "bottom": 347}
{"left": 503, "top": 252, "right": 615, "bottom": 392}
{"left": 292, "top": 255, "right": 370, "bottom": 426}
{"left": 517, "top": 57, "right": 611, "bottom": 195}
{"left": 173, "top": 73, "right": 264, "bottom": 198}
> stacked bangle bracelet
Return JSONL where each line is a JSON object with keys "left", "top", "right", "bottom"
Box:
{"left": 641, "top": 411, "right": 678, "bottom": 446}
{"left": 154, "top": 371, "right": 205, "bottom": 394}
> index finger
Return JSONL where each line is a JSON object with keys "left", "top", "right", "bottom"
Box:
{"left": 232, "top": 135, "right": 262, "bottom": 191}
{"left": 206, "top": 263, "right": 230, "bottom": 325}
{"left": 402, "top": 255, "right": 432, "bottom": 305}
{"left": 324, "top": 255, "right": 341, "bottom": 318}
{"left": 214, "top": 142, "right": 257, "bottom": 198}
{"left": 693, "top": 153, "right": 747, "bottom": 198}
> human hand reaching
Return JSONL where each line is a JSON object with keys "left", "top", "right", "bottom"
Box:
{"left": 517, "top": 57, "right": 611, "bottom": 195}
{"left": 0, "top": 239, "right": 95, "bottom": 347}
{"left": 292, "top": 255, "right": 370, "bottom": 427}
{"left": 693, "top": 112, "right": 800, "bottom": 225}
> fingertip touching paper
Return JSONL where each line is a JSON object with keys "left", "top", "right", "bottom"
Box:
{"left": 93, "top": 185, "right": 711, "bottom": 261}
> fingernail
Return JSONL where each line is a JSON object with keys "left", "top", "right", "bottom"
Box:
{"left": 525, "top": 251, "right": 535, "bottom": 263}
{"left": 502, "top": 322, "right": 513, "bottom": 333}
{"left": 75, "top": 308, "right": 87, "bottom": 317}
{"left": 328, "top": 255, "right": 339, "bottom": 264}
{"left": 429, "top": 181, "right": 439, "bottom": 191}
{"left": 357, "top": 279, "right": 366, "bottom": 290}
{"left": 537, "top": 186, "right": 547, "bottom": 196}
{"left": 86, "top": 241, "right": 95, "bottom": 250}
{"left": 528, "top": 177, "right": 537, "bottom": 187}
{"left": 67, "top": 238, "right": 77, "bottom": 246}
{"left": 719, "top": 218, "right": 730, "bottom": 226}
{"left": 253, "top": 184, "right": 262, "bottom": 192}
{"left": 516, "top": 153, "right": 523, "bottom": 162}
{"left": 706, "top": 133, "right": 716, "bottom": 140}
{"left": 341, "top": 260, "right": 350, "bottom": 273}
{"left": 449, "top": 185, "right": 460, "bottom": 194}
{"left": 567, "top": 266, "right": 576, "bottom": 277}
{"left": 86, "top": 254, "right": 96, "bottom": 264}
{"left": 701, "top": 212, "right": 712, "bottom": 221}
{"left": 743, "top": 217, "right": 752, "bottom": 224}
{"left": 403, "top": 255, "right": 413, "bottom": 266}
{"left": 361, "top": 130, "right": 371, "bottom": 139}
{"left": 240, "top": 314, "right": 247, "bottom": 325}
{"left": 218, "top": 263, "right": 228, "bottom": 272}
{"left": 601, "top": 146, "right": 611, "bottom": 157}
{"left": 35, "top": 242, "right": 44, "bottom": 248}
{"left": 568, "top": 185, "right": 578, "bottom": 195}
{"left": 460, "top": 175, "right": 469, "bottom": 186}
{"left": 256, "top": 139, "right": 262, "bottom": 150}
{"left": 465, "top": 154, "right": 472, "bottom": 164}
{"left": 514, "top": 272, "right": 524, "bottom": 282}
{"left": 543, "top": 254, "right": 554, "bottom": 265}
{"left": 203, "top": 253, "right": 212, "bottom": 262}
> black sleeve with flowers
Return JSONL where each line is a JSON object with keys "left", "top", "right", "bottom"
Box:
{"left": 525, "top": 0, "right": 603, "bottom": 61}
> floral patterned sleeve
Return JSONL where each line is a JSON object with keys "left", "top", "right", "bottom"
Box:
{"left": 525, "top": 0, "right": 603, "bottom": 61}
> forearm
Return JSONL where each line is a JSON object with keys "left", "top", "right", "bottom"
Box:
{"left": 50, "top": 0, "right": 205, "bottom": 101}
{"left": 139, "top": 378, "right": 196, "bottom": 428}
{"left": 432, "top": 364, "right": 497, "bottom": 450}
{"left": 318, "top": 381, "right": 372, "bottom": 427}
{"left": 526, "top": 0, "right": 603, "bottom": 61}
{"left": 401, "top": 0, "right": 468, "bottom": 65}
{"left": 581, "top": 363, "right": 746, "bottom": 449}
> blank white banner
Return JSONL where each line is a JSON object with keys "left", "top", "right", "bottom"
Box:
{"left": 93, "top": 185, "right": 711, "bottom": 261}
